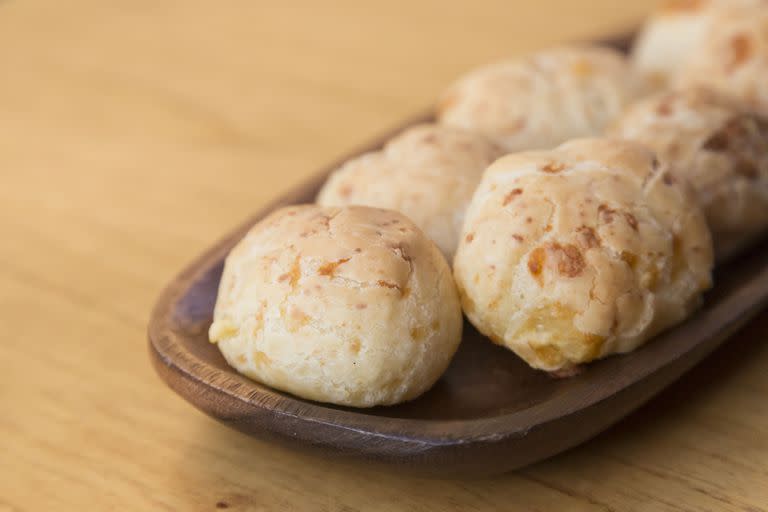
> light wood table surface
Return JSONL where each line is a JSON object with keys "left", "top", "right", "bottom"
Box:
{"left": 2, "top": 1, "right": 768, "bottom": 510}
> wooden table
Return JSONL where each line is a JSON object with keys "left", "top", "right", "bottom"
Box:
{"left": 3, "top": 1, "right": 767, "bottom": 510}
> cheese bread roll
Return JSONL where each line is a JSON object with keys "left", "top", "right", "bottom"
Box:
{"left": 317, "top": 124, "right": 504, "bottom": 261}
{"left": 438, "top": 46, "right": 645, "bottom": 152}
{"left": 453, "top": 138, "right": 713, "bottom": 373}
{"left": 210, "top": 205, "right": 463, "bottom": 407}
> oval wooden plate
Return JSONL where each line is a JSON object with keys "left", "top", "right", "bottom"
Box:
{"left": 148, "top": 35, "right": 768, "bottom": 476}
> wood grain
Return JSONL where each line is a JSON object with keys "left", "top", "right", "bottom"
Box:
{"left": 3, "top": 0, "right": 768, "bottom": 510}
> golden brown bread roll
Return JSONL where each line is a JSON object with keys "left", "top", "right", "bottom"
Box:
{"left": 317, "top": 123, "right": 504, "bottom": 261}
{"left": 209, "top": 205, "right": 463, "bottom": 407}
{"left": 437, "top": 46, "right": 646, "bottom": 152}
{"left": 453, "top": 138, "right": 713, "bottom": 373}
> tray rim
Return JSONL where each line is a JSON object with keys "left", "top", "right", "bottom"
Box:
{"left": 148, "top": 122, "right": 768, "bottom": 450}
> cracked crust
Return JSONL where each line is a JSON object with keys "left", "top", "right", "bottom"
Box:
{"left": 611, "top": 87, "right": 768, "bottom": 260}
{"left": 316, "top": 123, "right": 504, "bottom": 261}
{"left": 437, "top": 45, "right": 646, "bottom": 152}
{"left": 209, "top": 205, "right": 463, "bottom": 407}
{"left": 453, "top": 138, "right": 714, "bottom": 373}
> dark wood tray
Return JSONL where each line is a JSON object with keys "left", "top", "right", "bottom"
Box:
{"left": 147, "top": 34, "right": 768, "bottom": 476}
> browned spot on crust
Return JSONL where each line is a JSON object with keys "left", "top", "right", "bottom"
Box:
{"left": 551, "top": 243, "right": 586, "bottom": 278}
{"left": 662, "top": 172, "right": 676, "bottom": 185}
{"left": 377, "top": 280, "right": 403, "bottom": 294}
{"left": 728, "top": 34, "right": 753, "bottom": 71}
{"left": 401, "top": 286, "right": 411, "bottom": 299}
{"left": 292, "top": 307, "right": 311, "bottom": 325}
{"left": 354, "top": 248, "right": 362, "bottom": 253}
{"left": 528, "top": 247, "right": 546, "bottom": 284}
{"left": 339, "top": 185, "right": 353, "bottom": 199}
{"left": 512, "top": 234, "right": 524, "bottom": 242}
{"left": 349, "top": 338, "right": 361, "bottom": 354}
{"left": 624, "top": 212, "right": 639, "bottom": 231}
{"left": 703, "top": 129, "right": 730, "bottom": 152}
{"left": 431, "top": 320, "right": 440, "bottom": 330}
{"left": 544, "top": 224, "right": 552, "bottom": 232}
{"left": 598, "top": 204, "right": 616, "bottom": 223}
{"left": 621, "top": 251, "right": 638, "bottom": 269}
{"left": 465, "top": 233, "right": 475, "bottom": 243}
{"left": 656, "top": 99, "right": 674, "bottom": 116}
{"left": 526, "top": 217, "right": 533, "bottom": 223}
{"left": 410, "top": 326, "right": 427, "bottom": 341}
{"left": 278, "top": 257, "right": 302, "bottom": 286}
{"left": 355, "top": 303, "right": 367, "bottom": 310}
{"left": 315, "top": 214, "right": 332, "bottom": 230}
{"left": 502, "top": 188, "right": 523, "bottom": 206}
{"left": 541, "top": 161, "right": 566, "bottom": 173}
{"left": 285, "top": 210, "right": 297, "bottom": 216}
{"left": 318, "top": 257, "right": 350, "bottom": 277}
{"left": 576, "top": 226, "right": 601, "bottom": 249}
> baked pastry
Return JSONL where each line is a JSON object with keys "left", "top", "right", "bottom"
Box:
{"left": 209, "top": 205, "right": 463, "bottom": 407}
{"left": 679, "top": 4, "right": 768, "bottom": 116}
{"left": 611, "top": 88, "right": 768, "bottom": 260}
{"left": 632, "top": 0, "right": 716, "bottom": 87}
{"left": 632, "top": 1, "right": 768, "bottom": 87}
{"left": 316, "top": 124, "right": 504, "bottom": 261}
{"left": 437, "top": 46, "right": 645, "bottom": 152}
{"left": 453, "top": 138, "right": 713, "bottom": 373}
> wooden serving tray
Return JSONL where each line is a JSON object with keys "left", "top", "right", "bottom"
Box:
{"left": 148, "top": 34, "right": 768, "bottom": 476}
